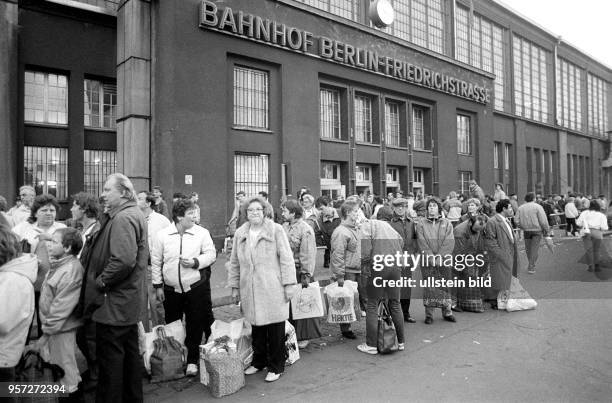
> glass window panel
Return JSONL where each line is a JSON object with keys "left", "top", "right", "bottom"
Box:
{"left": 412, "top": 106, "right": 426, "bottom": 149}
{"left": 234, "top": 153, "right": 269, "bottom": 197}
{"left": 320, "top": 87, "right": 341, "bottom": 139}
{"left": 84, "top": 150, "right": 117, "bottom": 197}
{"left": 23, "top": 146, "right": 68, "bottom": 200}
{"left": 25, "top": 70, "right": 68, "bottom": 125}
{"left": 457, "top": 114, "right": 471, "bottom": 154}
{"left": 233, "top": 66, "right": 269, "bottom": 130}
{"left": 354, "top": 94, "right": 373, "bottom": 143}
{"left": 385, "top": 101, "right": 400, "bottom": 147}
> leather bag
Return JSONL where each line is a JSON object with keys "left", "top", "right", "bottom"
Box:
{"left": 377, "top": 300, "right": 398, "bottom": 354}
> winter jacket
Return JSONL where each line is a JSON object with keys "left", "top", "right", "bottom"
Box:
{"left": 388, "top": 213, "right": 417, "bottom": 252}
{"left": 283, "top": 219, "right": 316, "bottom": 276}
{"left": 0, "top": 254, "right": 36, "bottom": 367}
{"left": 564, "top": 202, "right": 579, "bottom": 219}
{"left": 228, "top": 218, "right": 297, "bottom": 326}
{"left": 484, "top": 214, "right": 518, "bottom": 293}
{"left": 151, "top": 223, "right": 216, "bottom": 293}
{"left": 415, "top": 216, "right": 455, "bottom": 267}
{"left": 442, "top": 198, "right": 463, "bottom": 221}
{"left": 359, "top": 219, "right": 404, "bottom": 278}
{"left": 330, "top": 223, "right": 361, "bottom": 278}
{"left": 79, "top": 200, "right": 148, "bottom": 325}
{"left": 39, "top": 256, "right": 83, "bottom": 335}
{"left": 515, "top": 202, "right": 550, "bottom": 233}
{"left": 308, "top": 212, "right": 340, "bottom": 248}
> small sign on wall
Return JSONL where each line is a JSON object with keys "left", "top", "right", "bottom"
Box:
{"left": 185, "top": 175, "right": 192, "bottom": 185}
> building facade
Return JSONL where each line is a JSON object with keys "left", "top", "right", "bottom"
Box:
{"left": 1, "top": 0, "right": 611, "bottom": 240}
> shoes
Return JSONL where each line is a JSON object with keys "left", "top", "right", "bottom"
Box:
{"left": 398, "top": 343, "right": 405, "bottom": 351}
{"left": 528, "top": 269, "right": 536, "bottom": 274}
{"left": 186, "top": 364, "right": 198, "bottom": 377}
{"left": 297, "top": 340, "right": 309, "bottom": 349}
{"left": 341, "top": 331, "right": 357, "bottom": 339}
{"left": 424, "top": 317, "right": 433, "bottom": 324}
{"left": 443, "top": 315, "right": 457, "bottom": 323}
{"left": 361, "top": 310, "right": 367, "bottom": 318}
{"left": 265, "top": 372, "right": 282, "bottom": 382}
{"left": 357, "top": 343, "right": 378, "bottom": 355}
{"left": 404, "top": 316, "right": 416, "bottom": 323}
{"left": 244, "top": 366, "right": 263, "bottom": 375}
{"left": 451, "top": 305, "right": 463, "bottom": 312}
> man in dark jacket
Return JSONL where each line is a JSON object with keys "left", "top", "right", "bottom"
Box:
{"left": 80, "top": 173, "right": 148, "bottom": 403}
{"left": 307, "top": 199, "right": 341, "bottom": 268}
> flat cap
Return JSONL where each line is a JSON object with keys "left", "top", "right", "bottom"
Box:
{"left": 391, "top": 197, "right": 409, "bottom": 206}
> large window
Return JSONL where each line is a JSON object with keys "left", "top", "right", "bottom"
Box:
{"left": 455, "top": 6, "right": 506, "bottom": 111}
{"left": 555, "top": 59, "right": 582, "bottom": 131}
{"left": 354, "top": 94, "right": 373, "bottom": 143}
{"left": 457, "top": 114, "right": 471, "bottom": 155}
{"left": 84, "top": 150, "right": 117, "bottom": 197}
{"left": 295, "top": 0, "right": 361, "bottom": 22}
{"left": 513, "top": 36, "right": 550, "bottom": 123}
{"left": 233, "top": 66, "right": 269, "bottom": 129}
{"left": 234, "top": 153, "right": 269, "bottom": 196}
{"left": 587, "top": 73, "right": 608, "bottom": 137}
{"left": 384, "top": 0, "right": 445, "bottom": 54}
{"left": 385, "top": 101, "right": 400, "bottom": 147}
{"left": 23, "top": 146, "right": 68, "bottom": 200}
{"left": 84, "top": 79, "right": 117, "bottom": 129}
{"left": 320, "top": 87, "right": 341, "bottom": 139}
{"left": 321, "top": 161, "right": 344, "bottom": 199}
{"left": 458, "top": 171, "right": 472, "bottom": 194}
{"left": 412, "top": 105, "right": 429, "bottom": 150}
{"left": 24, "top": 71, "right": 68, "bottom": 125}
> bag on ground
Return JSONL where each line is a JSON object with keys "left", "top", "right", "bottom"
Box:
{"left": 499, "top": 277, "right": 537, "bottom": 312}
{"left": 206, "top": 318, "right": 253, "bottom": 370}
{"left": 149, "top": 327, "right": 187, "bottom": 383}
{"left": 15, "top": 350, "right": 65, "bottom": 403}
{"left": 377, "top": 300, "right": 398, "bottom": 354}
{"left": 285, "top": 321, "right": 300, "bottom": 365}
{"left": 325, "top": 281, "right": 357, "bottom": 323}
{"left": 143, "top": 319, "right": 186, "bottom": 373}
{"left": 291, "top": 281, "right": 325, "bottom": 320}
{"left": 201, "top": 336, "right": 245, "bottom": 397}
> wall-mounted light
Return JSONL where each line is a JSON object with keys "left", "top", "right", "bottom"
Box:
{"left": 369, "top": 0, "right": 395, "bottom": 28}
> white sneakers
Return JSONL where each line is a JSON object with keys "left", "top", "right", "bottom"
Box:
{"left": 186, "top": 364, "right": 198, "bottom": 376}
{"left": 361, "top": 310, "right": 367, "bottom": 318}
{"left": 244, "top": 366, "right": 263, "bottom": 375}
{"left": 297, "top": 340, "right": 309, "bottom": 349}
{"left": 398, "top": 343, "right": 405, "bottom": 351}
{"left": 264, "top": 372, "right": 281, "bottom": 382}
{"left": 357, "top": 343, "right": 378, "bottom": 355}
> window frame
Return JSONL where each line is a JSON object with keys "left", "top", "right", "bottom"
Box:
{"left": 24, "top": 70, "right": 68, "bottom": 126}
{"left": 233, "top": 153, "right": 270, "bottom": 197}
{"left": 84, "top": 78, "right": 117, "bottom": 130}
{"left": 232, "top": 65, "right": 270, "bottom": 131}
{"left": 320, "top": 84, "right": 348, "bottom": 141}
{"left": 456, "top": 114, "right": 472, "bottom": 155}
{"left": 411, "top": 103, "right": 431, "bottom": 151}
{"left": 23, "top": 146, "right": 69, "bottom": 200}
{"left": 84, "top": 149, "right": 117, "bottom": 197}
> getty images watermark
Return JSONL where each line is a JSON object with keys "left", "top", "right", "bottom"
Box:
{"left": 371, "top": 251, "right": 491, "bottom": 288}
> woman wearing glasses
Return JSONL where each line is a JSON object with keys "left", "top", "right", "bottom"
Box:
{"left": 228, "top": 196, "right": 297, "bottom": 382}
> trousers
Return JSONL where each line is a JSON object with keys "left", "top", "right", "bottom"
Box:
{"left": 523, "top": 231, "right": 543, "bottom": 270}
{"left": 251, "top": 321, "right": 286, "bottom": 374}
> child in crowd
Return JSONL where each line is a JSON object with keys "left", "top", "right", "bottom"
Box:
{"left": 34, "top": 227, "right": 84, "bottom": 393}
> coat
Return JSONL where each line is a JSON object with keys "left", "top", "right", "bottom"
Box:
{"left": 79, "top": 200, "right": 148, "bottom": 325}
{"left": 0, "top": 254, "right": 36, "bottom": 367}
{"left": 228, "top": 218, "right": 297, "bottom": 326}
{"left": 415, "top": 216, "right": 455, "bottom": 266}
{"left": 388, "top": 213, "right": 417, "bottom": 253}
{"left": 484, "top": 214, "right": 518, "bottom": 293}
{"left": 283, "top": 219, "right": 316, "bottom": 277}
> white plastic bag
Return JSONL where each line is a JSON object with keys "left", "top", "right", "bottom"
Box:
{"left": 505, "top": 277, "right": 537, "bottom": 312}
{"left": 142, "top": 320, "right": 186, "bottom": 373}
{"left": 325, "top": 281, "right": 358, "bottom": 323}
{"left": 285, "top": 321, "right": 300, "bottom": 365}
{"left": 291, "top": 281, "right": 325, "bottom": 320}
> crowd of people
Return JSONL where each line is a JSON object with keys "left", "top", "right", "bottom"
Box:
{"left": 0, "top": 176, "right": 609, "bottom": 402}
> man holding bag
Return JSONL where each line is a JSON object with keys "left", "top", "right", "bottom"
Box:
{"left": 357, "top": 218, "right": 405, "bottom": 354}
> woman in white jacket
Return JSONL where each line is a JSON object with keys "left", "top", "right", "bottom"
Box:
{"left": 0, "top": 225, "right": 37, "bottom": 382}
{"left": 576, "top": 202, "right": 608, "bottom": 272}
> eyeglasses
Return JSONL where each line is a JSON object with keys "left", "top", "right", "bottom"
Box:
{"left": 247, "top": 208, "right": 264, "bottom": 213}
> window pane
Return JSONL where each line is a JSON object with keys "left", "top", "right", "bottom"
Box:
{"left": 84, "top": 150, "right": 117, "bottom": 197}
{"left": 513, "top": 36, "right": 549, "bottom": 123}
{"left": 320, "top": 88, "right": 341, "bottom": 139}
{"left": 234, "top": 153, "right": 269, "bottom": 197}
{"left": 354, "top": 95, "right": 372, "bottom": 143}
{"left": 412, "top": 106, "right": 425, "bottom": 149}
{"left": 457, "top": 114, "right": 471, "bottom": 154}
{"left": 23, "top": 146, "right": 68, "bottom": 200}
{"left": 25, "top": 70, "right": 68, "bottom": 125}
{"left": 233, "top": 66, "right": 269, "bottom": 129}
{"left": 385, "top": 101, "right": 400, "bottom": 147}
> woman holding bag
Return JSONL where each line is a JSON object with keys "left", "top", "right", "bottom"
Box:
{"left": 576, "top": 202, "right": 608, "bottom": 272}
{"left": 228, "top": 196, "right": 297, "bottom": 383}
{"left": 281, "top": 199, "right": 321, "bottom": 349}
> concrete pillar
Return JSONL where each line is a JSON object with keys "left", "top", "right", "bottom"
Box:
{"left": 514, "top": 119, "right": 527, "bottom": 196}
{"left": 0, "top": 0, "right": 18, "bottom": 202}
{"left": 558, "top": 130, "right": 568, "bottom": 195}
{"left": 116, "top": 0, "right": 151, "bottom": 191}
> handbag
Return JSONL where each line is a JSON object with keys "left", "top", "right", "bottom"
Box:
{"left": 149, "top": 327, "right": 188, "bottom": 383}
{"left": 376, "top": 300, "right": 398, "bottom": 354}
{"left": 15, "top": 351, "right": 65, "bottom": 403}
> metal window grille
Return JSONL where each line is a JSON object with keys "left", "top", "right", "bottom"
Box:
{"left": 457, "top": 171, "right": 472, "bottom": 194}
{"left": 457, "top": 114, "right": 471, "bottom": 155}
{"left": 556, "top": 59, "right": 582, "bottom": 131}
{"left": 587, "top": 73, "right": 608, "bottom": 137}
{"left": 385, "top": 101, "right": 400, "bottom": 147}
{"left": 513, "top": 36, "right": 550, "bottom": 123}
{"left": 24, "top": 71, "right": 68, "bottom": 125}
{"left": 320, "top": 88, "right": 341, "bottom": 139}
{"left": 84, "top": 150, "right": 117, "bottom": 197}
{"left": 23, "top": 146, "right": 68, "bottom": 200}
{"left": 234, "top": 153, "right": 269, "bottom": 197}
{"left": 84, "top": 79, "right": 117, "bottom": 129}
{"left": 354, "top": 94, "right": 372, "bottom": 143}
{"left": 412, "top": 106, "right": 425, "bottom": 149}
{"left": 298, "top": 0, "right": 360, "bottom": 22}
{"left": 233, "top": 66, "right": 269, "bottom": 129}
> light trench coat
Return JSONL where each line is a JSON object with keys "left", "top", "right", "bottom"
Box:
{"left": 228, "top": 218, "right": 297, "bottom": 326}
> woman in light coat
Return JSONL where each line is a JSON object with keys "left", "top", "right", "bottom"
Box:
{"left": 228, "top": 196, "right": 297, "bottom": 383}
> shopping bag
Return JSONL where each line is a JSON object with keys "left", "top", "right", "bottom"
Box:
{"left": 285, "top": 321, "right": 300, "bottom": 365}
{"left": 149, "top": 327, "right": 187, "bottom": 383}
{"left": 206, "top": 319, "right": 253, "bottom": 370}
{"left": 377, "top": 301, "right": 398, "bottom": 354}
{"left": 291, "top": 281, "right": 324, "bottom": 320}
{"left": 505, "top": 277, "right": 537, "bottom": 312}
{"left": 143, "top": 319, "right": 186, "bottom": 373}
{"left": 325, "top": 281, "right": 357, "bottom": 323}
{"left": 15, "top": 351, "right": 65, "bottom": 403}
{"left": 202, "top": 337, "right": 244, "bottom": 397}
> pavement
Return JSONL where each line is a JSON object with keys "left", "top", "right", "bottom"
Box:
{"left": 145, "top": 231, "right": 612, "bottom": 402}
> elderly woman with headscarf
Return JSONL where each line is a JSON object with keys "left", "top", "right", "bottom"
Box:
{"left": 451, "top": 215, "right": 488, "bottom": 313}
{"left": 281, "top": 199, "right": 321, "bottom": 349}
{"left": 228, "top": 196, "right": 297, "bottom": 383}
{"left": 415, "top": 198, "right": 456, "bottom": 324}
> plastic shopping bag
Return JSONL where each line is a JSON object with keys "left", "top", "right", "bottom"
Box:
{"left": 505, "top": 277, "right": 537, "bottom": 312}
{"left": 285, "top": 321, "right": 300, "bottom": 365}
{"left": 291, "top": 281, "right": 325, "bottom": 320}
{"left": 325, "top": 281, "right": 357, "bottom": 324}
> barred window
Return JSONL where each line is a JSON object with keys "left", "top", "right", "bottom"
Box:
{"left": 24, "top": 71, "right": 68, "bottom": 125}
{"left": 382, "top": 0, "right": 445, "bottom": 54}
{"left": 555, "top": 58, "right": 582, "bottom": 131}
{"left": 412, "top": 106, "right": 426, "bottom": 149}
{"left": 84, "top": 79, "right": 117, "bottom": 129}
{"left": 234, "top": 153, "right": 269, "bottom": 197}
{"left": 458, "top": 171, "right": 472, "bottom": 194}
{"left": 385, "top": 101, "right": 400, "bottom": 147}
{"left": 354, "top": 94, "right": 373, "bottom": 143}
{"left": 84, "top": 150, "right": 117, "bottom": 197}
{"left": 513, "top": 36, "right": 550, "bottom": 123}
{"left": 455, "top": 6, "right": 506, "bottom": 111}
{"left": 296, "top": 0, "right": 361, "bottom": 22}
{"left": 493, "top": 142, "right": 500, "bottom": 169}
{"left": 587, "top": 73, "right": 608, "bottom": 137}
{"left": 233, "top": 66, "right": 269, "bottom": 129}
{"left": 320, "top": 87, "right": 341, "bottom": 139}
{"left": 457, "top": 114, "right": 471, "bottom": 155}
{"left": 23, "top": 146, "right": 68, "bottom": 200}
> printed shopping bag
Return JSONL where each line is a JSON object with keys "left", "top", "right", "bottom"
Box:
{"left": 325, "top": 282, "right": 357, "bottom": 324}
{"left": 285, "top": 321, "right": 300, "bottom": 365}
{"left": 291, "top": 281, "right": 324, "bottom": 320}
